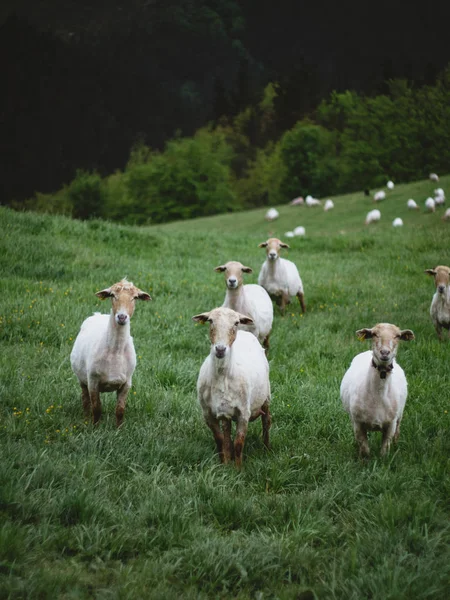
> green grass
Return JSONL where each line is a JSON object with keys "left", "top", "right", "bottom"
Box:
{"left": 1, "top": 177, "right": 450, "bottom": 599}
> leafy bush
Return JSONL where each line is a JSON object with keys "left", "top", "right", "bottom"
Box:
{"left": 69, "top": 170, "right": 107, "bottom": 220}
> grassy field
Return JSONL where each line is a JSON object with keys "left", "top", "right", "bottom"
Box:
{"left": 1, "top": 177, "right": 449, "bottom": 599}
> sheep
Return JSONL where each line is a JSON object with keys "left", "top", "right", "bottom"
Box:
{"left": 407, "top": 199, "right": 419, "bottom": 210}
{"left": 324, "top": 199, "right": 334, "bottom": 211}
{"left": 285, "top": 231, "right": 295, "bottom": 238}
{"left": 365, "top": 209, "right": 381, "bottom": 225}
{"left": 289, "top": 196, "right": 304, "bottom": 206}
{"left": 293, "top": 226, "right": 306, "bottom": 236}
{"left": 305, "top": 195, "right": 321, "bottom": 207}
{"left": 434, "top": 193, "right": 445, "bottom": 206}
{"left": 387, "top": 180, "right": 394, "bottom": 190}
{"left": 340, "top": 323, "right": 415, "bottom": 458}
{"left": 70, "top": 279, "right": 151, "bottom": 426}
{"left": 424, "top": 266, "right": 450, "bottom": 339}
{"left": 425, "top": 197, "right": 436, "bottom": 212}
{"left": 429, "top": 173, "right": 439, "bottom": 182}
{"left": 193, "top": 307, "right": 271, "bottom": 467}
{"left": 373, "top": 191, "right": 386, "bottom": 202}
{"left": 392, "top": 217, "right": 403, "bottom": 227}
{"left": 265, "top": 207, "right": 279, "bottom": 221}
{"left": 434, "top": 188, "right": 444, "bottom": 197}
{"left": 443, "top": 208, "right": 450, "bottom": 221}
{"left": 258, "top": 238, "right": 305, "bottom": 314}
{"left": 215, "top": 261, "right": 273, "bottom": 353}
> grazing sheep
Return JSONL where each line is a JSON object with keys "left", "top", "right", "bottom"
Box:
{"left": 392, "top": 217, "right": 403, "bottom": 227}
{"left": 324, "top": 199, "right": 334, "bottom": 211}
{"left": 407, "top": 199, "right": 419, "bottom": 210}
{"left": 429, "top": 173, "right": 439, "bottom": 182}
{"left": 425, "top": 266, "right": 450, "bottom": 339}
{"left": 215, "top": 261, "right": 273, "bottom": 353}
{"left": 289, "top": 196, "right": 304, "bottom": 206}
{"left": 70, "top": 279, "right": 151, "bottom": 426}
{"left": 193, "top": 307, "right": 271, "bottom": 467}
{"left": 258, "top": 238, "right": 305, "bottom": 314}
{"left": 285, "top": 231, "right": 295, "bottom": 238}
{"left": 442, "top": 208, "right": 450, "bottom": 221}
{"left": 265, "top": 207, "right": 279, "bottom": 221}
{"left": 340, "top": 323, "right": 415, "bottom": 457}
{"left": 305, "top": 195, "right": 321, "bottom": 207}
{"left": 293, "top": 226, "right": 306, "bottom": 236}
{"left": 425, "top": 197, "right": 436, "bottom": 212}
{"left": 365, "top": 209, "right": 381, "bottom": 225}
{"left": 434, "top": 193, "right": 445, "bottom": 206}
{"left": 387, "top": 181, "right": 394, "bottom": 190}
{"left": 434, "top": 188, "right": 444, "bottom": 197}
{"left": 373, "top": 191, "right": 386, "bottom": 202}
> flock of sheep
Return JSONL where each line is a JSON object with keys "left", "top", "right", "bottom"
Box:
{"left": 70, "top": 177, "right": 450, "bottom": 465}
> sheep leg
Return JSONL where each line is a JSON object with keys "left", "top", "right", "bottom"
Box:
{"left": 381, "top": 422, "right": 396, "bottom": 456}
{"left": 205, "top": 415, "right": 224, "bottom": 461}
{"left": 434, "top": 322, "right": 443, "bottom": 340}
{"left": 280, "top": 293, "right": 289, "bottom": 315}
{"left": 297, "top": 291, "right": 306, "bottom": 313}
{"left": 115, "top": 384, "right": 130, "bottom": 427}
{"left": 221, "top": 419, "right": 233, "bottom": 464}
{"left": 393, "top": 418, "right": 401, "bottom": 444}
{"left": 354, "top": 422, "right": 369, "bottom": 458}
{"left": 90, "top": 390, "right": 102, "bottom": 425}
{"left": 234, "top": 417, "right": 248, "bottom": 468}
{"left": 261, "top": 400, "right": 271, "bottom": 449}
{"left": 81, "top": 383, "right": 91, "bottom": 417}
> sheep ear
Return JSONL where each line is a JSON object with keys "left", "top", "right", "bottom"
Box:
{"left": 136, "top": 290, "right": 152, "bottom": 301}
{"left": 192, "top": 312, "right": 210, "bottom": 324}
{"left": 356, "top": 328, "right": 373, "bottom": 340}
{"left": 238, "top": 313, "right": 254, "bottom": 325}
{"left": 241, "top": 266, "right": 253, "bottom": 274}
{"left": 280, "top": 242, "right": 290, "bottom": 249}
{"left": 96, "top": 288, "right": 113, "bottom": 300}
{"left": 399, "top": 329, "right": 415, "bottom": 341}
{"left": 258, "top": 242, "right": 268, "bottom": 248}
{"left": 214, "top": 265, "right": 227, "bottom": 272}
{"left": 424, "top": 269, "right": 437, "bottom": 276}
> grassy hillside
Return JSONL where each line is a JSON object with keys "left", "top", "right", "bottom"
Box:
{"left": 1, "top": 177, "right": 449, "bottom": 599}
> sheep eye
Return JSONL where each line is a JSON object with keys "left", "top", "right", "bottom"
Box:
{"left": 234, "top": 321, "right": 240, "bottom": 326}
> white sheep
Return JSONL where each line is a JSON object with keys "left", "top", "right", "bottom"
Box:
{"left": 258, "top": 238, "right": 305, "bottom": 314}
{"left": 434, "top": 188, "right": 444, "bottom": 197}
{"left": 324, "top": 199, "right": 334, "bottom": 211}
{"left": 392, "top": 217, "right": 403, "bottom": 227}
{"left": 429, "top": 173, "right": 439, "bottom": 182}
{"left": 305, "top": 195, "right": 321, "bottom": 206}
{"left": 293, "top": 226, "right": 306, "bottom": 236}
{"left": 425, "top": 266, "right": 450, "bottom": 339}
{"left": 425, "top": 197, "right": 436, "bottom": 212}
{"left": 365, "top": 209, "right": 381, "bottom": 225}
{"left": 373, "top": 191, "right": 386, "bottom": 202}
{"left": 434, "top": 193, "right": 445, "bottom": 206}
{"left": 265, "top": 207, "right": 279, "bottom": 221}
{"left": 285, "top": 231, "right": 295, "bottom": 238}
{"left": 289, "top": 196, "right": 304, "bottom": 206}
{"left": 387, "top": 180, "right": 394, "bottom": 189}
{"left": 340, "top": 323, "right": 415, "bottom": 457}
{"left": 407, "top": 199, "right": 419, "bottom": 210}
{"left": 215, "top": 261, "right": 273, "bottom": 353}
{"left": 193, "top": 307, "right": 271, "bottom": 467}
{"left": 70, "top": 279, "right": 151, "bottom": 426}
{"left": 443, "top": 208, "right": 450, "bottom": 221}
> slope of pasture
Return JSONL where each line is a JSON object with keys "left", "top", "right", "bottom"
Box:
{"left": 0, "top": 177, "right": 449, "bottom": 599}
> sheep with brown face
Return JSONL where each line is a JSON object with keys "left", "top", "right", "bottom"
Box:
{"left": 70, "top": 279, "right": 151, "bottom": 426}
{"left": 193, "top": 307, "right": 271, "bottom": 468}
{"left": 215, "top": 261, "right": 273, "bottom": 353}
{"left": 425, "top": 266, "right": 450, "bottom": 339}
{"left": 340, "top": 323, "right": 415, "bottom": 458}
{"left": 258, "top": 238, "right": 305, "bottom": 314}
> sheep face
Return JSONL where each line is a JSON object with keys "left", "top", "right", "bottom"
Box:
{"left": 259, "top": 238, "right": 290, "bottom": 261}
{"left": 215, "top": 261, "right": 252, "bottom": 290}
{"left": 425, "top": 266, "right": 450, "bottom": 296}
{"left": 356, "top": 323, "right": 415, "bottom": 367}
{"left": 96, "top": 279, "right": 151, "bottom": 326}
{"left": 192, "top": 307, "right": 253, "bottom": 359}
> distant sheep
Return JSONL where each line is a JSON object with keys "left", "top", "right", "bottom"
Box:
{"left": 70, "top": 279, "right": 151, "bottom": 426}
{"left": 305, "top": 195, "right": 321, "bottom": 207}
{"left": 425, "top": 266, "right": 450, "bottom": 339}
{"left": 434, "top": 188, "right": 444, "bottom": 197}
{"left": 215, "top": 261, "right": 273, "bottom": 353}
{"left": 265, "top": 208, "right": 279, "bottom": 221}
{"left": 193, "top": 307, "right": 271, "bottom": 467}
{"left": 293, "top": 226, "right": 306, "bottom": 236}
{"left": 285, "top": 231, "right": 295, "bottom": 237}
{"left": 365, "top": 209, "right": 381, "bottom": 225}
{"left": 425, "top": 197, "right": 436, "bottom": 212}
{"left": 258, "top": 238, "right": 305, "bottom": 313}
{"left": 289, "top": 197, "right": 304, "bottom": 206}
{"left": 387, "top": 181, "right": 394, "bottom": 190}
{"left": 443, "top": 208, "right": 450, "bottom": 221}
{"left": 392, "top": 217, "right": 403, "bottom": 227}
{"left": 429, "top": 173, "right": 439, "bottom": 182}
{"left": 434, "top": 191, "right": 445, "bottom": 206}
{"left": 407, "top": 199, "right": 419, "bottom": 210}
{"left": 324, "top": 199, "right": 334, "bottom": 211}
{"left": 373, "top": 191, "right": 386, "bottom": 202}
{"left": 340, "top": 323, "right": 415, "bottom": 457}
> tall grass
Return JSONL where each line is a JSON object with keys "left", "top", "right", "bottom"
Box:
{"left": 1, "top": 177, "right": 449, "bottom": 599}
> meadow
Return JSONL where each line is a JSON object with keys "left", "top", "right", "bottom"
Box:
{"left": 1, "top": 177, "right": 449, "bottom": 599}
